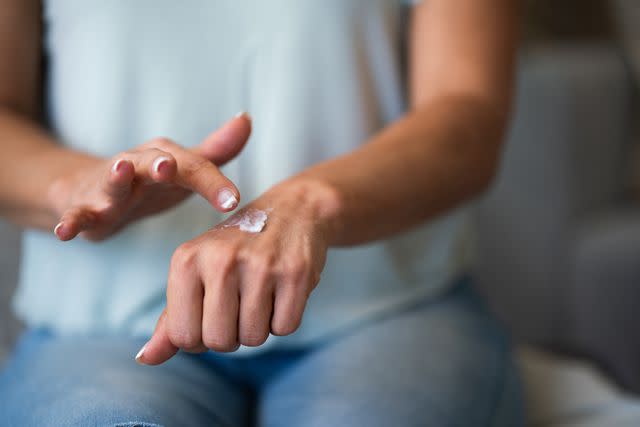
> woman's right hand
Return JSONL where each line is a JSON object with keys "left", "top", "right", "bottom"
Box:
{"left": 49, "top": 113, "right": 251, "bottom": 242}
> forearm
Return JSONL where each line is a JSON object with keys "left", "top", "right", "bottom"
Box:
{"left": 294, "top": 94, "right": 507, "bottom": 247}
{"left": 0, "top": 107, "right": 96, "bottom": 229}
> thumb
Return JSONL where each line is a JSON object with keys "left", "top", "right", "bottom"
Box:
{"left": 193, "top": 112, "right": 252, "bottom": 166}
{"left": 135, "top": 309, "right": 178, "bottom": 366}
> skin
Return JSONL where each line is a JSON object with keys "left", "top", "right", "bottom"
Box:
{"left": 0, "top": 1, "right": 251, "bottom": 236}
{"left": 0, "top": 1, "right": 518, "bottom": 365}
{"left": 141, "top": 0, "right": 519, "bottom": 363}
{"left": 49, "top": 118, "right": 250, "bottom": 242}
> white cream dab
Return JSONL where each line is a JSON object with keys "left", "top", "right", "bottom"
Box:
{"left": 223, "top": 208, "right": 270, "bottom": 233}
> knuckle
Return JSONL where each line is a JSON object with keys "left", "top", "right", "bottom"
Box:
{"left": 281, "top": 258, "right": 308, "bottom": 283}
{"left": 202, "top": 333, "right": 238, "bottom": 352}
{"left": 271, "top": 319, "right": 299, "bottom": 337}
{"left": 182, "top": 157, "right": 209, "bottom": 177}
{"left": 168, "top": 328, "right": 200, "bottom": 349}
{"left": 149, "top": 147, "right": 174, "bottom": 159}
{"left": 208, "top": 244, "right": 238, "bottom": 271}
{"left": 239, "top": 329, "right": 268, "bottom": 347}
{"left": 144, "top": 147, "right": 165, "bottom": 158}
{"left": 147, "top": 137, "right": 175, "bottom": 150}
{"left": 171, "top": 243, "right": 198, "bottom": 272}
{"left": 239, "top": 247, "right": 273, "bottom": 266}
{"left": 248, "top": 254, "right": 275, "bottom": 277}
{"left": 112, "top": 151, "right": 130, "bottom": 161}
{"left": 217, "top": 240, "right": 240, "bottom": 257}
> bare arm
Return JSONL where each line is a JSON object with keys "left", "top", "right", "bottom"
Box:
{"left": 0, "top": 0, "right": 94, "bottom": 229}
{"left": 140, "top": 0, "right": 520, "bottom": 364}
{"left": 298, "top": 0, "right": 519, "bottom": 246}
{"left": 0, "top": 0, "right": 250, "bottom": 237}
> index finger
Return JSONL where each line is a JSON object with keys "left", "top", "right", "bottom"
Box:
{"left": 165, "top": 142, "right": 240, "bottom": 212}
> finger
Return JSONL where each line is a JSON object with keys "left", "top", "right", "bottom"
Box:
{"left": 202, "top": 254, "right": 240, "bottom": 352}
{"left": 121, "top": 149, "right": 178, "bottom": 185}
{"left": 271, "top": 281, "right": 310, "bottom": 337}
{"left": 101, "top": 158, "right": 135, "bottom": 202}
{"left": 238, "top": 259, "right": 273, "bottom": 347}
{"left": 135, "top": 309, "right": 179, "bottom": 366}
{"left": 170, "top": 146, "right": 240, "bottom": 212}
{"left": 54, "top": 207, "right": 97, "bottom": 241}
{"left": 194, "top": 112, "right": 252, "bottom": 166}
{"left": 166, "top": 243, "right": 204, "bottom": 352}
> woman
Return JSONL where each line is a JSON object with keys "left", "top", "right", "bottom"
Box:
{"left": 0, "top": 0, "right": 522, "bottom": 426}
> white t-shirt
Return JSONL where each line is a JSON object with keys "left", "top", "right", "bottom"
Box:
{"left": 15, "top": 0, "right": 471, "bottom": 353}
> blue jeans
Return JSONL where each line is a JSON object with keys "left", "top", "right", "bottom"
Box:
{"left": 0, "top": 279, "right": 523, "bottom": 426}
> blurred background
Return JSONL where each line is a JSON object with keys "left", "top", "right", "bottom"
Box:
{"left": 2, "top": 1, "right": 640, "bottom": 425}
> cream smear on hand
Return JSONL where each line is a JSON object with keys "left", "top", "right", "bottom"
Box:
{"left": 223, "top": 208, "right": 271, "bottom": 233}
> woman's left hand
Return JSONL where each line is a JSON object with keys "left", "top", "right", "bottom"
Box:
{"left": 136, "top": 179, "right": 341, "bottom": 365}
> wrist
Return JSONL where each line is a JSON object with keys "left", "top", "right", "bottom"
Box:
{"left": 269, "top": 177, "right": 344, "bottom": 246}
{"left": 45, "top": 148, "right": 102, "bottom": 217}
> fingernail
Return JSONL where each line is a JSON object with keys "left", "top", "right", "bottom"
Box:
{"left": 53, "top": 222, "right": 64, "bottom": 238}
{"left": 218, "top": 188, "right": 238, "bottom": 210}
{"left": 153, "top": 156, "right": 171, "bottom": 174}
{"left": 234, "top": 111, "right": 251, "bottom": 122}
{"left": 135, "top": 343, "right": 147, "bottom": 364}
{"left": 112, "top": 159, "right": 126, "bottom": 173}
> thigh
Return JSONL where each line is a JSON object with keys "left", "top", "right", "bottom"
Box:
{"left": 0, "top": 330, "right": 251, "bottom": 427}
{"left": 258, "top": 283, "right": 524, "bottom": 427}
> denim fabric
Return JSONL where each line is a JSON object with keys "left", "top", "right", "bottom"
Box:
{"left": 0, "top": 280, "right": 523, "bottom": 427}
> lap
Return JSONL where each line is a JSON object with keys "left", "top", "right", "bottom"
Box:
{"left": 0, "top": 331, "right": 250, "bottom": 427}
{"left": 0, "top": 281, "right": 524, "bottom": 427}
{"left": 258, "top": 283, "right": 524, "bottom": 427}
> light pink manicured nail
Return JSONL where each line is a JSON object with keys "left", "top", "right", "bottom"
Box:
{"left": 53, "top": 222, "right": 64, "bottom": 238}
{"left": 152, "top": 157, "right": 171, "bottom": 174}
{"left": 135, "top": 343, "right": 147, "bottom": 364}
{"left": 218, "top": 188, "right": 238, "bottom": 210}
{"left": 112, "top": 159, "right": 126, "bottom": 173}
{"left": 234, "top": 111, "right": 251, "bottom": 122}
